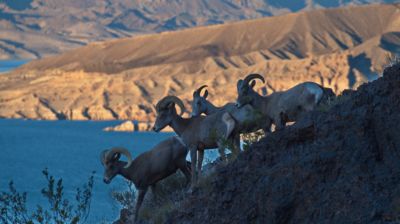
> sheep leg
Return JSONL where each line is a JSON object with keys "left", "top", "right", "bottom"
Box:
{"left": 189, "top": 146, "right": 198, "bottom": 189}
{"left": 134, "top": 188, "right": 148, "bottom": 222}
{"left": 231, "top": 133, "right": 241, "bottom": 157}
{"left": 226, "top": 134, "right": 240, "bottom": 160}
{"left": 234, "top": 133, "right": 241, "bottom": 151}
{"left": 263, "top": 118, "right": 273, "bottom": 133}
{"left": 217, "top": 141, "right": 227, "bottom": 163}
{"left": 274, "top": 114, "right": 286, "bottom": 131}
{"left": 179, "top": 163, "right": 191, "bottom": 186}
{"left": 197, "top": 149, "right": 204, "bottom": 178}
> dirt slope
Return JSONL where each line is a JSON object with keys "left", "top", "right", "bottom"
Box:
{"left": 0, "top": 0, "right": 396, "bottom": 59}
{"left": 0, "top": 4, "right": 399, "bottom": 121}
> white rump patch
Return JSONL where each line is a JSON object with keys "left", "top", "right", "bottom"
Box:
{"left": 305, "top": 83, "right": 323, "bottom": 104}
{"left": 222, "top": 112, "right": 235, "bottom": 139}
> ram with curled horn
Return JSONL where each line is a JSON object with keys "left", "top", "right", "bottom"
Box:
{"left": 191, "top": 85, "right": 271, "bottom": 151}
{"left": 153, "top": 95, "right": 236, "bottom": 189}
{"left": 100, "top": 137, "right": 191, "bottom": 222}
{"left": 236, "top": 73, "right": 335, "bottom": 130}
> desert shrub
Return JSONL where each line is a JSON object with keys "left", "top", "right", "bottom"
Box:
{"left": 112, "top": 173, "right": 190, "bottom": 224}
{"left": 111, "top": 180, "right": 136, "bottom": 211}
{"left": 0, "top": 169, "right": 94, "bottom": 224}
{"left": 141, "top": 173, "right": 188, "bottom": 223}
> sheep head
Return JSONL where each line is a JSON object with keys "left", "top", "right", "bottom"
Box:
{"left": 100, "top": 147, "right": 133, "bottom": 184}
{"left": 191, "top": 85, "right": 209, "bottom": 117}
{"left": 153, "top": 96, "right": 185, "bottom": 132}
{"left": 236, "top": 73, "right": 265, "bottom": 108}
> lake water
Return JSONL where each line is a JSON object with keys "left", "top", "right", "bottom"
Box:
{"left": 0, "top": 120, "right": 220, "bottom": 222}
{"left": 0, "top": 60, "right": 29, "bottom": 73}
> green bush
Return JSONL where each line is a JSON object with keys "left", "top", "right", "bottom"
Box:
{"left": 0, "top": 169, "right": 95, "bottom": 224}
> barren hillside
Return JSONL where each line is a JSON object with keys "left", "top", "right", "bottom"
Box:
{"left": 0, "top": 4, "right": 399, "bottom": 122}
{"left": 0, "top": 0, "right": 396, "bottom": 59}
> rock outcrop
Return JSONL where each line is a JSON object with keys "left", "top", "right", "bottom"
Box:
{"left": 103, "top": 120, "right": 173, "bottom": 132}
{"left": 163, "top": 63, "right": 400, "bottom": 223}
{"left": 104, "top": 121, "right": 136, "bottom": 132}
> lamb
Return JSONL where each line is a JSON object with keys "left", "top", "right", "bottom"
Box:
{"left": 100, "top": 137, "right": 190, "bottom": 222}
{"left": 191, "top": 85, "right": 271, "bottom": 151}
{"left": 236, "top": 73, "right": 335, "bottom": 130}
{"left": 152, "top": 95, "right": 235, "bottom": 188}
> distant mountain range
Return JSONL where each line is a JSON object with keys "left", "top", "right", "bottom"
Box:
{"left": 0, "top": 4, "right": 399, "bottom": 121}
{"left": 0, "top": 0, "right": 398, "bottom": 59}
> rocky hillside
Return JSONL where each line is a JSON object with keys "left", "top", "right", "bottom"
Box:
{"left": 0, "top": 0, "right": 397, "bottom": 59}
{"left": 0, "top": 4, "right": 399, "bottom": 121}
{"left": 164, "top": 61, "right": 400, "bottom": 223}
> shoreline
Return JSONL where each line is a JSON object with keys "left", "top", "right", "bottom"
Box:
{"left": 0, "top": 118, "right": 174, "bottom": 132}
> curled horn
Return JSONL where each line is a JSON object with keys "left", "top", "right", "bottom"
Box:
{"left": 243, "top": 73, "right": 265, "bottom": 87}
{"left": 193, "top": 85, "right": 208, "bottom": 97}
{"left": 100, "top": 149, "right": 109, "bottom": 166}
{"left": 106, "top": 147, "right": 133, "bottom": 168}
{"left": 155, "top": 96, "right": 185, "bottom": 116}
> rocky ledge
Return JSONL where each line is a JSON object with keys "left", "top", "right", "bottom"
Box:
{"left": 166, "top": 63, "right": 400, "bottom": 223}
{"left": 115, "top": 63, "right": 400, "bottom": 224}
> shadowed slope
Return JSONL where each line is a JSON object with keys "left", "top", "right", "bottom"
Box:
{"left": 166, "top": 62, "right": 400, "bottom": 224}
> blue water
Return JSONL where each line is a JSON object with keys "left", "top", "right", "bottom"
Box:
{"left": 0, "top": 60, "right": 29, "bottom": 72}
{"left": 0, "top": 120, "right": 175, "bottom": 222}
{"left": 0, "top": 120, "right": 220, "bottom": 222}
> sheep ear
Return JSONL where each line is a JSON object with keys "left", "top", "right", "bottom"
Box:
{"left": 168, "top": 102, "right": 175, "bottom": 109}
{"left": 237, "top": 80, "right": 243, "bottom": 90}
{"left": 113, "top": 153, "right": 121, "bottom": 161}
{"left": 261, "top": 86, "right": 267, "bottom": 96}
{"left": 203, "top": 90, "right": 208, "bottom": 99}
{"left": 250, "top": 80, "right": 256, "bottom": 88}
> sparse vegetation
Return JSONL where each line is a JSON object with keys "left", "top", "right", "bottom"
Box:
{"left": 0, "top": 169, "right": 94, "bottom": 224}
{"left": 112, "top": 173, "right": 189, "bottom": 224}
{"left": 317, "top": 92, "right": 351, "bottom": 112}
{"left": 111, "top": 180, "right": 136, "bottom": 211}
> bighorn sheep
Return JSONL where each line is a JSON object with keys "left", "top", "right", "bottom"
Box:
{"left": 191, "top": 85, "right": 271, "bottom": 150}
{"left": 236, "top": 73, "right": 335, "bottom": 130}
{"left": 100, "top": 137, "right": 190, "bottom": 222}
{"left": 152, "top": 96, "right": 235, "bottom": 188}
